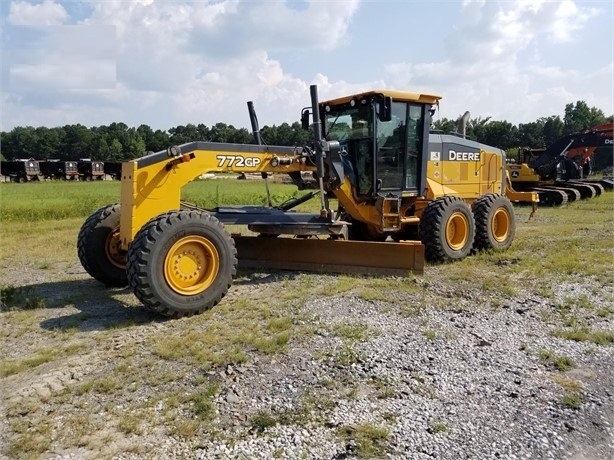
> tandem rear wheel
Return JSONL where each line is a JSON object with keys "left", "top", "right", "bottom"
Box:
{"left": 126, "top": 210, "right": 237, "bottom": 318}
{"left": 420, "top": 196, "right": 475, "bottom": 262}
{"left": 472, "top": 194, "right": 516, "bottom": 251}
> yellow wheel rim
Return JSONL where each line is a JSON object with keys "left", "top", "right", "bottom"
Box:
{"left": 105, "top": 227, "right": 127, "bottom": 269}
{"left": 445, "top": 212, "right": 469, "bottom": 250}
{"left": 491, "top": 207, "right": 510, "bottom": 243}
{"left": 164, "top": 236, "right": 219, "bottom": 295}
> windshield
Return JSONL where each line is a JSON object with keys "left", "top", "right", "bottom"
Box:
{"left": 324, "top": 105, "right": 372, "bottom": 141}
{"left": 323, "top": 104, "right": 374, "bottom": 196}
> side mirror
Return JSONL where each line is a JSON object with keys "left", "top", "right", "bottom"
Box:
{"left": 301, "top": 109, "right": 310, "bottom": 130}
{"left": 378, "top": 96, "right": 392, "bottom": 122}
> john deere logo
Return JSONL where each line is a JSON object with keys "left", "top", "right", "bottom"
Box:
{"left": 448, "top": 150, "right": 480, "bottom": 161}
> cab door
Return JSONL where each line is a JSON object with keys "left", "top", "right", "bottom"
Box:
{"left": 375, "top": 102, "right": 424, "bottom": 194}
{"left": 375, "top": 101, "right": 407, "bottom": 192}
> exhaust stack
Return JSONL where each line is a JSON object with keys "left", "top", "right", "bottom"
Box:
{"left": 456, "top": 111, "right": 470, "bottom": 138}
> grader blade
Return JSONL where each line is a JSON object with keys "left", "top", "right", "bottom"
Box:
{"left": 233, "top": 236, "right": 424, "bottom": 276}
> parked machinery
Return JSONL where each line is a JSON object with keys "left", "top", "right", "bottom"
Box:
{"left": 78, "top": 159, "right": 105, "bottom": 181}
{"left": 102, "top": 161, "right": 123, "bottom": 180}
{"left": 507, "top": 123, "right": 613, "bottom": 205}
{"left": 78, "top": 85, "right": 537, "bottom": 317}
{"left": 39, "top": 160, "right": 79, "bottom": 180}
{"left": 0, "top": 159, "right": 43, "bottom": 182}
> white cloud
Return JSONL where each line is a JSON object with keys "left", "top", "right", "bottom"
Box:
{"left": 1, "top": 0, "right": 611, "bottom": 132}
{"left": 547, "top": 0, "right": 598, "bottom": 43}
{"left": 8, "top": 0, "right": 68, "bottom": 26}
{"left": 385, "top": 0, "right": 611, "bottom": 123}
{"left": 8, "top": 25, "right": 117, "bottom": 91}
{"left": 527, "top": 65, "right": 570, "bottom": 80}
{"left": 72, "top": 0, "right": 362, "bottom": 126}
{"left": 10, "top": 60, "right": 116, "bottom": 90}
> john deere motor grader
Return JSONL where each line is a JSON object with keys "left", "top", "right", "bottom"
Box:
{"left": 78, "top": 85, "right": 536, "bottom": 317}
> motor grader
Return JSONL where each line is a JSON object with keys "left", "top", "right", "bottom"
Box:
{"left": 78, "top": 85, "right": 537, "bottom": 317}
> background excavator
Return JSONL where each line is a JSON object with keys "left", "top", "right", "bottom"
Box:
{"left": 562, "top": 122, "right": 613, "bottom": 180}
{"left": 78, "top": 85, "right": 537, "bottom": 318}
{"left": 507, "top": 122, "right": 613, "bottom": 205}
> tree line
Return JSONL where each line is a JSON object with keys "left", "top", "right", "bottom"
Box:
{"left": 0, "top": 101, "right": 610, "bottom": 162}
{"left": 434, "top": 101, "right": 611, "bottom": 154}
{"left": 0, "top": 121, "right": 310, "bottom": 162}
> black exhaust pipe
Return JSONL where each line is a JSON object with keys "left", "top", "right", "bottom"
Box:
{"left": 247, "top": 101, "right": 263, "bottom": 145}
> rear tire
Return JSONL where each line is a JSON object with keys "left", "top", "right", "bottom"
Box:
{"left": 77, "top": 204, "right": 128, "bottom": 286}
{"left": 419, "top": 196, "right": 475, "bottom": 262}
{"left": 472, "top": 194, "right": 516, "bottom": 251}
{"left": 126, "top": 210, "right": 237, "bottom": 318}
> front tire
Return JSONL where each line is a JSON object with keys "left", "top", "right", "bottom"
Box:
{"left": 419, "top": 196, "right": 475, "bottom": 262}
{"left": 77, "top": 204, "right": 128, "bottom": 286}
{"left": 126, "top": 210, "right": 237, "bottom": 318}
{"left": 472, "top": 194, "right": 516, "bottom": 251}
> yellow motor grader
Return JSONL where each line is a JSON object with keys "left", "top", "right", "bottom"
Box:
{"left": 78, "top": 85, "right": 537, "bottom": 317}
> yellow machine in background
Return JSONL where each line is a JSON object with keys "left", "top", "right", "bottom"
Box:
{"left": 506, "top": 123, "right": 613, "bottom": 205}
{"left": 78, "top": 85, "right": 537, "bottom": 317}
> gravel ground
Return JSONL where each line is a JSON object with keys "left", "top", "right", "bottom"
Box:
{"left": 192, "top": 285, "right": 614, "bottom": 460}
{"left": 1, "top": 265, "right": 613, "bottom": 460}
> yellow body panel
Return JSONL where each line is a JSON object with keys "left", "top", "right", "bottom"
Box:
{"left": 506, "top": 163, "right": 541, "bottom": 183}
{"left": 504, "top": 178, "right": 540, "bottom": 204}
{"left": 120, "top": 148, "right": 315, "bottom": 248}
{"left": 425, "top": 150, "right": 504, "bottom": 201}
{"left": 333, "top": 177, "right": 382, "bottom": 224}
{"left": 323, "top": 89, "right": 441, "bottom": 106}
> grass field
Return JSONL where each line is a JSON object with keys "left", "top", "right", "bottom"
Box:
{"left": 0, "top": 177, "right": 307, "bottom": 222}
{"left": 0, "top": 179, "right": 613, "bottom": 458}
{"left": 1, "top": 179, "right": 613, "bottom": 293}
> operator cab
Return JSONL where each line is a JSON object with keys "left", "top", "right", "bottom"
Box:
{"left": 321, "top": 90, "right": 439, "bottom": 200}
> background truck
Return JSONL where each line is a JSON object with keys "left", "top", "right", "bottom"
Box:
{"left": 78, "top": 159, "right": 105, "bottom": 181}
{"left": 39, "top": 160, "right": 79, "bottom": 180}
{"left": 0, "top": 159, "right": 43, "bottom": 182}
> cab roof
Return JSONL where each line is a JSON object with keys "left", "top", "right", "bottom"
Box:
{"left": 322, "top": 89, "right": 442, "bottom": 106}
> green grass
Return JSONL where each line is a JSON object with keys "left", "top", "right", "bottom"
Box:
{"left": 0, "top": 178, "right": 311, "bottom": 223}
{"left": 428, "top": 421, "right": 449, "bottom": 434}
{"left": 423, "top": 328, "right": 438, "bottom": 340}
{"left": 0, "top": 181, "right": 121, "bottom": 222}
{"left": 539, "top": 349, "right": 575, "bottom": 371}
{"left": 185, "top": 383, "right": 219, "bottom": 420}
{"left": 338, "top": 423, "right": 389, "bottom": 458}
{"left": 0, "top": 285, "right": 46, "bottom": 311}
{"left": 148, "top": 298, "right": 298, "bottom": 369}
{"left": 250, "top": 410, "right": 278, "bottom": 432}
{"left": 5, "top": 421, "right": 52, "bottom": 458}
{"left": 1, "top": 182, "right": 612, "bottom": 295}
{"left": 0, "top": 341, "right": 87, "bottom": 377}
{"left": 333, "top": 322, "right": 372, "bottom": 342}
{"left": 551, "top": 327, "right": 614, "bottom": 346}
{"left": 562, "top": 392, "right": 583, "bottom": 409}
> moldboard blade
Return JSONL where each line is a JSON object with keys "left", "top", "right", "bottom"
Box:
{"left": 233, "top": 236, "right": 424, "bottom": 276}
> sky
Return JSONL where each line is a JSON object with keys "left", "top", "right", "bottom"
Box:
{"left": 1, "top": 0, "right": 613, "bottom": 132}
